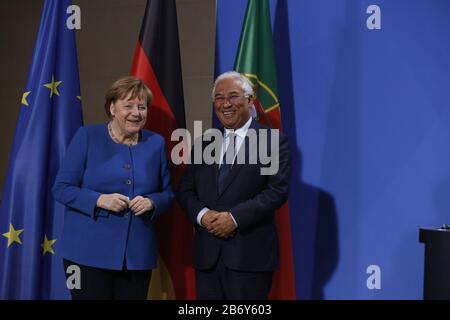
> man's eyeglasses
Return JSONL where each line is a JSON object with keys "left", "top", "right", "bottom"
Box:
{"left": 213, "top": 94, "right": 249, "bottom": 105}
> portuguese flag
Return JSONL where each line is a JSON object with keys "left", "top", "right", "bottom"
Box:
{"left": 234, "top": 0, "right": 296, "bottom": 299}
{"left": 131, "top": 0, "right": 195, "bottom": 299}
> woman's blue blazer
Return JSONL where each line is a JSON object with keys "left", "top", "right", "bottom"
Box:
{"left": 53, "top": 123, "right": 173, "bottom": 270}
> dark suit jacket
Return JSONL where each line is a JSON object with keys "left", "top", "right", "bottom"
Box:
{"left": 177, "top": 120, "right": 290, "bottom": 272}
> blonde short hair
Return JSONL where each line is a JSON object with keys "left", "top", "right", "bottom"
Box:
{"left": 104, "top": 76, "right": 153, "bottom": 117}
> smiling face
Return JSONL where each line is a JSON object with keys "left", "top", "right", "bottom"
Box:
{"left": 110, "top": 92, "right": 147, "bottom": 137}
{"left": 213, "top": 77, "right": 252, "bottom": 130}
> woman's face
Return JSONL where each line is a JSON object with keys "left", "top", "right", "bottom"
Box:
{"left": 110, "top": 92, "right": 148, "bottom": 136}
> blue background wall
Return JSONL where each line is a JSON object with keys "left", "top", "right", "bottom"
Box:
{"left": 216, "top": 0, "right": 450, "bottom": 299}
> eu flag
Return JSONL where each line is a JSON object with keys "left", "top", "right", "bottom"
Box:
{"left": 0, "top": 0, "right": 83, "bottom": 299}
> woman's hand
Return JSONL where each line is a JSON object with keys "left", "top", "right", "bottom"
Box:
{"left": 129, "top": 196, "right": 154, "bottom": 216}
{"left": 96, "top": 193, "right": 130, "bottom": 212}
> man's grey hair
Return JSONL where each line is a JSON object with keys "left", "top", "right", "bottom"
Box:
{"left": 211, "top": 71, "right": 254, "bottom": 99}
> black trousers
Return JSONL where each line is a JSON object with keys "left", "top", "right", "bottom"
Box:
{"left": 63, "top": 259, "right": 152, "bottom": 300}
{"left": 195, "top": 256, "right": 273, "bottom": 300}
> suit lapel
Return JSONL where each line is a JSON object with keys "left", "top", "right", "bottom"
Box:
{"left": 202, "top": 139, "right": 220, "bottom": 197}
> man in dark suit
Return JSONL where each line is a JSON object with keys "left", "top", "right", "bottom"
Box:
{"left": 177, "top": 71, "right": 290, "bottom": 300}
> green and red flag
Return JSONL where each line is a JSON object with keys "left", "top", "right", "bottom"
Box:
{"left": 131, "top": 0, "right": 195, "bottom": 299}
{"left": 234, "top": 0, "right": 296, "bottom": 299}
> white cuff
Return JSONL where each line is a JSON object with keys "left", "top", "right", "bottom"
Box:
{"left": 197, "top": 207, "right": 210, "bottom": 227}
{"left": 228, "top": 212, "right": 238, "bottom": 227}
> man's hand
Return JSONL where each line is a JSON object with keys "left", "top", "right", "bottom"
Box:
{"left": 201, "top": 210, "right": 220, "bottom": 228}
{"left": 129, "top": 196, "right": 154, "bottom": 216}
{"left": 96, "top": 193, "right": 129, "bottom": 212}
{"left": 207, "top": 212, "right": 236, "bottom": 239}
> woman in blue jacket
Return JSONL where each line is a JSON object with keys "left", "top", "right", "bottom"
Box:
{"left": 53, "top": 76, "right": 173, "bottom": 299}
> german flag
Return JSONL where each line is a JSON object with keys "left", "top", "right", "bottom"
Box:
{"left": 131, "top": 0, "right": 195, "bottom": 299}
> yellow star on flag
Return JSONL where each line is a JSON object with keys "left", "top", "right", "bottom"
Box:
{"left": 2, "top": 224, "right": 24, "bottom": 247}
{"left": 21, "top": 91, "right": 31, "bottom": 106}
{"left": 43, "top": 75, "right": 62, "bottom": 98}
{"left": 41, "top": 235, "right": 57, "bottom": 255}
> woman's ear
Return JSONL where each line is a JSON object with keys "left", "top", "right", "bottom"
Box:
{"left": 110, "top": 102, "right": 115, "bottom": 116}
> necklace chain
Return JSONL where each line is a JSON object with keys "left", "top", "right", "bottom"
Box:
{"left": 108, "top": 122, "right": 138, "bottom": 146}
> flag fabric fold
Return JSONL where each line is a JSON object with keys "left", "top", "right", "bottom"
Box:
{"left": 0, "top": 0, "right": 83, "bottom": 299}
{"left": 131, "top": 0, "right": 195, "bottom": 299}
